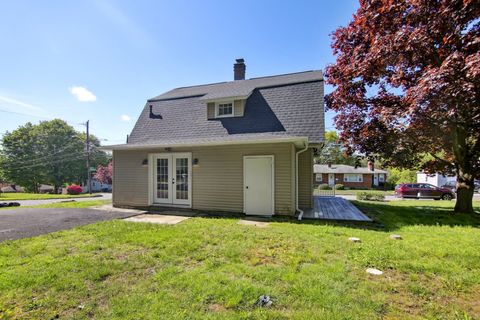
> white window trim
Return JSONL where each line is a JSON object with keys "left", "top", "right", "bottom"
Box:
{"left": 344, "top": 173, "right": 363, "bottom": 183}
{"left": 315, "top": 173, "right": 322, "bottom": 182}
{"left": 215, "top": 100, "right": 235, "bottom": 118}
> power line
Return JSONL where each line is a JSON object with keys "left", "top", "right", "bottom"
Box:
{"left": 0, "top": 108, "right": 52, "bottom": 119}
{"left": 0, "top": 142, "right": 85, "bottom": 166}
{"left": 0, "top": 108, "right": 86, "bottom": 127}
{"left": 2, "top": 152, "right": 88, "bottom": 171}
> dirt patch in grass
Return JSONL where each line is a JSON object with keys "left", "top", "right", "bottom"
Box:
{"left": 367, "top": 269, "right": 479, "bottom": 319}
{"left": 207, "top": 303, "right": 227, "bottom": 313}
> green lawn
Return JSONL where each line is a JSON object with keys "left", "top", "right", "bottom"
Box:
{"left": 0, "top": 201, "right": 479, "bottom": 319}
{"left": 0, "top": 200, "right": 111, "bottom": 210}
{"left": 0, "top": 192, "right": 101, "bottom": 201}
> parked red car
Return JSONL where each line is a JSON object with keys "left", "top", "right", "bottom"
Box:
{"left": 394, "top": 183, "right": 455, "bottom": 200}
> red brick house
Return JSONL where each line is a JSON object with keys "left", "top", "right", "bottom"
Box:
{"left": 314, "top": 164, "right": 387, "bottom": 188}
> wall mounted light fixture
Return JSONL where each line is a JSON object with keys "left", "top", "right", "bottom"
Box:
{"left": 142, "top": 159, "right": 148, "bottom": 166}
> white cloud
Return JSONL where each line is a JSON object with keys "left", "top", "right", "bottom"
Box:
{"left": 69, "top": 86, "right": 97, "bottom": 102}
{"left": 120, "top": 114, "right": 131, "bottom": 122}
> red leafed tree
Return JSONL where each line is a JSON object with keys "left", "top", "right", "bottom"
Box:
{"left": 325, "top": 0, "right": 479, "bottom": 213}
{"left": 93, "top": 161, "right": 112, "bottom": 185}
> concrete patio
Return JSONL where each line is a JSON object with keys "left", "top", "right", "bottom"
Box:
{"left": 302, "top": 196, "right": 372, "bottom": 221}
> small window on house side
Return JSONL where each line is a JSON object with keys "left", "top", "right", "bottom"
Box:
{"left": 316, "top": 174, "right": 322, "bottom": 182}
{"left": 216, "top": 102, "right": 234, "bottom": 117}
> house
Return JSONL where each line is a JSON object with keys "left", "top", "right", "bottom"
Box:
{"left": 105, "top": 59, "right": 324, "bottom": 216}
{"left": 416, "top": 172, "right": 456, "bottom": 187}
{"left": 0, "top": 184, "right": 24, "bottom": 193}
{"left": 314, "top": 163, "right": 387, "bottom": 188}
{"left": 81, "top": 180, "right": 112, "bottom": 193}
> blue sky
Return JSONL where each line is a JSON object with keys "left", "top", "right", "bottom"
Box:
{"left": 0, "top": 0, "right": 358, "bottom": 145}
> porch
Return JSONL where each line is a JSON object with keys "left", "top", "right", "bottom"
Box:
{"left": 302, "top": 196, "right": 372, "bottom": 221}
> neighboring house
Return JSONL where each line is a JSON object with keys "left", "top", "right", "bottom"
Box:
{"left": 38, "top": 184, "right": 54, "bottom": 194}
{"left": 416, "top": 172, "right": 456, "bottom": 187}
{"left": 81, "top": 180, "right": 112, "bottom": 193}
{"left": 0, "top": 184, "right": 24, "bottom": 193}
{"left": 105, "top": 59, "right": 324, "bottom": 216}
{"left": 314, "top": 163, "right": 387, "bottom": 188}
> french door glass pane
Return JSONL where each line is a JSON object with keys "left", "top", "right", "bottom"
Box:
{"left": 156, "top": 158, "right": 169, "bottom": 199}
{"left": 176, "top": 158, "right": 188, "bottom": 200}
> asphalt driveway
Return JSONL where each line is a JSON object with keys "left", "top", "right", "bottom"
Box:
{"left": 0, "top": 208, "right": 139, "bottom": 242}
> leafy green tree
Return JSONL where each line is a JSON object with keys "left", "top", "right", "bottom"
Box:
{"left": 386, "top": 168, "right": 418, "bottom": 187}
{"left": 0, "top": 119, "right": 109, "bottom": 193}
{"left": 325, "top": 0, "right": 479, "bottom": 212}
{"left": 315, "top": 131, "right": 363, "bottom": 166}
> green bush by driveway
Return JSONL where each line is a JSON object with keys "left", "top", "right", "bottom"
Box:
{"left": 356, "top": 192, "right": 386, "bottom": 201}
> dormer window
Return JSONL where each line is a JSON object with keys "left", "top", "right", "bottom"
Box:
{"left": 215, "top": 101, "right": 234, "bottom": 118}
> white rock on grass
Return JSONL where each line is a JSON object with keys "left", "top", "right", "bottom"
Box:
{"left": 348, "top": 237, "right": 361, "bottom": 243}
{"left": 366, "top": 268, "right": 383, "bottom": 275}
{"left": 390, "top": 234, "right": 403, "bottom": 240}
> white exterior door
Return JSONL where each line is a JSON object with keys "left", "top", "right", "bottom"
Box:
{"left": 328, "top": 173, "right": 335, "bottom": 186}
{"left": 152, "top": 153, "right": 191, "bottom": 206}
{"left": 244, "top": 156, "right": 274, "bottom": 216}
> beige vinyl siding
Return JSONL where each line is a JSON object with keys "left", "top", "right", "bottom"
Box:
{"left": 290, "top": 144, "right": 296, "bottom": 212}
{"left": 234, "top": 99, "right": 245, "bottom": 116}
{"left": 298, "top": 148, "right": 313, "bottom": 208}
{"left": 113, "top": 150, "right": 150, "bottom": 206}
{"left": 113, "top": 142, "right": 296, "bottom": 215}
{"left": 207, "top": 102, "right": 215, "bottom": 119}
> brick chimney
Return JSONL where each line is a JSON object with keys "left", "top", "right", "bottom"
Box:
{"left": 234, "top": 58, "right": 246, "bottom": 80}
{"left": 368, "top": 161, "right": 374, "bottom": 171}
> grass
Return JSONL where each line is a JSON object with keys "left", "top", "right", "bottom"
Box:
{"left": 0, "top": 200, "right": 479, "bottom": 319}
{"left": 0, "top": 199, "right": 111, "bottom": 210}
{"left": 314, "top": 189, "right": 394, "bottom": 196}
{"left": 0, "top": 192, "right": 101, "bottom": 201}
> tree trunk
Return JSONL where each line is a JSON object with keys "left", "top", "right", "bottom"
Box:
{"left": 454, "top": 169, "right": 475, "bottom": 213}
{"left": 452, "top": 124, "right": 475, "bottom": 214}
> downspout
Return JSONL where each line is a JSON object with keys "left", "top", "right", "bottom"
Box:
{"left": 296, "top": 142, "right": 309, "bottom": 220}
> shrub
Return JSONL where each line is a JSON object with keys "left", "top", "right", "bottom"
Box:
{"left": 318, "top": 184, "right": 331, "bottom": 190}
{"left": 334, "top": 184, "right": 345, "bottom": 190}
{"left": 66, "top": 184, "right": 83, "bottom": 195}
{"left": 356, "top": 192, "right": 385, "bottom": 201}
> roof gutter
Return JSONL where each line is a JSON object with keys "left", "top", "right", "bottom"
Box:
{"left": 296, "top": 141, "right": 309, "bottom": 221}
{"left": 100, "top": 136, "right": 308, "bottom": 151}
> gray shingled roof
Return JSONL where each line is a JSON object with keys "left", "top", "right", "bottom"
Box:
{"left": 149, "top": 70, "right": 323, "bottom": 101}
{"left": 124, "top": 70, "right": 324, "bottom": 147}
{"left": 314, "top": 164, "right": 388, "bottom": 174}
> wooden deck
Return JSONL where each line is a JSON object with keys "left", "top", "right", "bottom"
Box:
{"left": 302, "top": 196, "right": 372, "bottom": 221}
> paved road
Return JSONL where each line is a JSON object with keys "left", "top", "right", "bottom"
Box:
{"left": 1, "top": 193, "right": 112, "bottom": 206}
{"left": 0, "top": 207, "right": 138, "bottom": 242}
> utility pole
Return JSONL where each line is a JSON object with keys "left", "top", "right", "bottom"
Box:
{"left": 86, "top": 120, "right": 92, "bottom": 194}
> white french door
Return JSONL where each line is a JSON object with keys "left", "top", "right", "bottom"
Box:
{"left": 152, "top": 153, "right": 191, "bottom": 206}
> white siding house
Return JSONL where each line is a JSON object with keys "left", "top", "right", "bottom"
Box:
{"left": 416, "top": 172, "right": 456, "bottom": 187}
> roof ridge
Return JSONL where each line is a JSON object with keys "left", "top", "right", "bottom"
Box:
{"left": 173, "top": 80, "right": 229, "bottom": 90}
{"left": 248, "top": 70, "right": 322, "bottom": 80}
{"left": 161, "top": 70, "right": 322, "bottom": 91}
